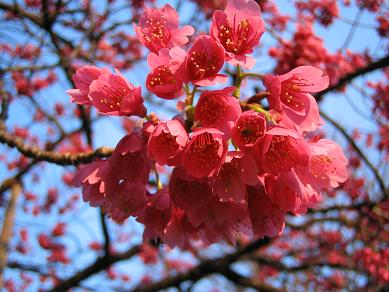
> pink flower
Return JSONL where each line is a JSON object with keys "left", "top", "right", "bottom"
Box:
{"left": 247, "top": 185, "right": 285, "bottom": 238}
{"left": 182, "top": 128, "right": 227, "bottom": 178}
{"left": 66, "top": 65, "right": 108, "bottom": 105}
{"left": 231, "top": 110, "right": 266, "bottom": 150}
{"left": 265, "top": 170, "right": 320, "bottom": 215}
{"left": 106, "top": 181, "right": 148, "bottom": 221}
{"left": 103, "top": 132, "right": 152, "bottom": 221}
{"left": 88, "top": 69, "right": 146, "bottom": 117}
{"left": 254, "top": 126, "right": 310, "bottom": 175}
{"left": 134, "top": 4, "right": 194, "bottom": 53}
{"left": 188, "top": 197, "right": 251, "bottom": 244}
{"left": 270, "top": 95, "right": 323, "bottom": 134}
{"left": 146, "top": 48, "right": 183, "bottom": 99}
{"left": 171, "top": 35, "right": 227, "bottom": 86}
{"left": 297, "top": 138, "right": 348, "bottom": 189}
{"left": 147, "top": 119, "right": 188, "bottom": 166}
{"left": 162, "top": 208, "right": 198, "bottom": 249}
{"left": 73, "top": 131, "right": 152, "bottom": 223}
{"left": 72, "top": 160, "right": 110, "bottom": 208}
{"left": 264, "top": 66, "right": 328, "bottom": 131}
{"left": 212, "top": 151, "right": 259, "bottom": 202}
{"left": 109, "top": 131, "right": 152, "bottom": 185}
{"left": 137, "top": 187, "right": 172, "bottom": 241}
{"left": 194, "top": 87, "right": 241, "bottom": 135}
{"left": 169, "top": 167, "right": 213, "bottom": 211}
{"left": 211, "top": 0, "right": 265, "bottom": 69}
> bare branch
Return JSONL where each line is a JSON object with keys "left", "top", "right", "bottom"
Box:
{"left": 317, "top": 54, "right": 389, "bottom": 100}
{"left": 321, "top": 110, "right": 388, "bottom": 199}
{"left": 0, "top": 127, "right": 113, "bottom": 166}
{"left": 133, "top": 238, "right": 271, "bottom": 292}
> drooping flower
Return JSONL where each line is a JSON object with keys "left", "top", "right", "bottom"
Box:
{"left": 72, "top": 160, "right": 111, "bottom": 208}
{"left": 73, "top": 130, "right": 152, "bottom": 223}
{"left": 169, "top": 167, "right": 213, "bottom": 211}
{"left": 188, "top": 196, "right": 251, "bottom": 244}
{"left": 66, "top": 65, "right": 109, "bottom": 105}
{"left": 162, "top": 208, "right": 199, "bottom": 249}
{"left": 254, "top": 126, "right": 310, "bottom": 175}
{"left": 182, "top": 128, "right": 227, "bottom": 178}
{"left": 88, "top": 69, "right": 146, "bottom": 117}
{"left": 265, "top": 169, "right": 320, "bottom": 215}
{"left": 247, "top": 185, "right": 285, "bottom": 238}
{"left": 296, "top": 138, "right": 348, "bottom": 189}
{"left": 231, "top": 110, "right": 266, "bottom": 150}
{"left": 134, "top": 4, "right": 195, "bottom": 53}
{"left": 137, "top": 187, "right": 172, "bottom": 241}
{"left": 264, "top": 66, "right": 328, "bottom": 131}
{"left": 170, "top": 35, "right": 227, "bottom": 86}
{"left": 211, "top": 0, "right": 265, "bottom": 69}
{"left": 109, "top": 131, "right": 152, "bottom": 185}
{"left": 194, "top": 87, "right": 241, "bottom": 136}
{"left": 212, "top": 151, "right": 259, "bottom": 202}
{"left": 146, "top": 48, "right": 183, "bottom": 99}
{"left": 147, "top": 119, "right": 188, "bottom": 166}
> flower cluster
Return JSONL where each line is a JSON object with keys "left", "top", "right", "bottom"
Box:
{"left": 69, "top": 0, "right": 348, "bottom": 248}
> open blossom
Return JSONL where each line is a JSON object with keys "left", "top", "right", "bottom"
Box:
{"left": 182, "top": 128, "right": 227, "bottom": 178}
{"left": 231, "top": 110, "right": 266, "bottom": 150}
{"left": 254, "top": 127, "right": 310, "bottom": 175}
{"left": 134, "top": 4, "right": 194, "bottom": 53}
{"left": 297, "top": 138, "right": 348, "bottom": 189}
{"left": 171, "top": 35, "right": 227, "bottom": 86}
{"left": 146, "top": 48, "right": 183, "bottom": 99}
{"left": 68, "top": 66, "right": 146, "bottom": 117}
{"left": 88, "top": 69, "right": 146, "bottom": 117}
{"left": 264, "top": 66, "right": 328, "bottom": 131}
{"left": 66, "top": 65, "right": 109, "bottom": 105}
{"left": 270, "top": 94, "right": 323, "bottom": 133}
{"left": 147, "top": 119, "right": 188, "bottom": 166}
{"left": 194, "top": 87, "right": 241, "bottom": 135}
{"left": 211, "top": 0, "right": 265, "bottom": 69}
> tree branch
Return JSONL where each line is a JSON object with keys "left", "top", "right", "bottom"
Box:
{"left": 0, "top": 127, "right": 113, "bottom": 166}
{"left": 316, "top": 54, "right": 389, "bottom": 100}
{"left": 99, "top": 211, "right": 111, "bottom": 255}
{"left": 133, "top": 238, "right": 271, "bottom": 292}
{"left": 321, "top": 110, "right": 388, "bottom": 199}
{"left": 51, "top": 244, "right": 142, "bottom": 292}
{"left": 221, "top": 267, "right": 279, "bottom": 292}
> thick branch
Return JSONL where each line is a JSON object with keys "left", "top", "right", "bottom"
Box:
{"left": 133, "top": 237, "right": 271, "bottom": 292}
{"left": 0, "top": 127, "right": 113, "bottom": 166}
{"left": 221, "top": 268, "right": 278, "bottom": 292}
{"left": 51, "top": 244, "right": 141, "bottom": 292}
